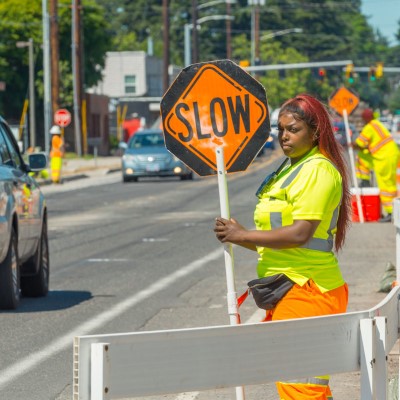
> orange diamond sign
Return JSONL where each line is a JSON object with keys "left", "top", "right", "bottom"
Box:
{"left": 329, "top": 86, "right": 359, "bottom": 117}
{"left": 161, "top": 60, "right": 270, "bottom": 176}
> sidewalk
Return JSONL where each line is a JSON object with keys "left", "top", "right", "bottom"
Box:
{"left": 36, "top": 156, "right": 121, "bottom": 185}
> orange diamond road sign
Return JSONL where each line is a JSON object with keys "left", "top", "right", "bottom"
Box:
{"left": 329, "top": 87, "right": 359, "bottom": 117}
{"left": 161, "top": 60, "right": 270, "bottom": 176}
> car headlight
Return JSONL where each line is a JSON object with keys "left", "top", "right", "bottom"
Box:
{"left": 122, "top": 154, "right": 136, "bottom": 162}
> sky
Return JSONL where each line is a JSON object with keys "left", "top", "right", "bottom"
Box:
{"left": 361, "top": 0, "right": 400, "bottom": 45}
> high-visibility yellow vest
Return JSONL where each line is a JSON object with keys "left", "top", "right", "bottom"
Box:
{"left": 254, "top": 147, "right": 345, "bottom": 293}
{"left": 355, "top": 119, "right": 399, "bottom": 159}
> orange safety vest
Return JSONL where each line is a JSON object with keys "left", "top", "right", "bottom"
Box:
{"left": 50, "top": 135, "right": 64, "bottom": 158}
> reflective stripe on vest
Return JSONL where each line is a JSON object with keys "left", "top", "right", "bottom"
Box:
{"left": 368, "top": 121, "right": 394, "bottom": 154}
{"left": 270, "top": 157, "right": 339, "bottom": 253}
{"left": 285, "top": 377, "right": 330, "bottom": 386}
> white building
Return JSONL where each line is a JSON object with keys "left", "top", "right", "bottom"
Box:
{"left": 89, "top": 51, "right": 164, "bottom": 98}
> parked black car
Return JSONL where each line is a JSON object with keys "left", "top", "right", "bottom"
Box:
{"left": 0, "top": 116, "right": 49, "bottom": 309}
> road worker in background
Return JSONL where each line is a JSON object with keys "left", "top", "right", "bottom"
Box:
{"left": 49, "top": 125, "right": 65, "bottom": 184}
{"left": 353, "top": 108, "right": 400, "bottom": 222}
{"left": 214, "top": 94, "right": 351, "bottom": 400}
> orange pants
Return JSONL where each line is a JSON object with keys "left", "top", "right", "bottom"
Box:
{"left": 264, "top": 280, "right": 349, "bottom": 400}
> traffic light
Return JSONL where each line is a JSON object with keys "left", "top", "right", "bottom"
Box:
{"left": 369, "top": 66, "right": 376, "bottom": 81}
{"left": 318, "top": 68, "right": 326, "bottom": 82}
{"left": 376, "top": 62, "right": 384, "bottom": 78}
{"left": 345, "top": 64, "right": 355, "bottom": 83}
{"left": 239, "top": 60, "right": 250, "bottom": 68}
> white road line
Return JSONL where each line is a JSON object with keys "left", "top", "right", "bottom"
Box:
{"left": 87, "top": 258, "right": 130, "bottom": 262}
{"left": 0, "top": 247, "right": 224, "bottom": 389}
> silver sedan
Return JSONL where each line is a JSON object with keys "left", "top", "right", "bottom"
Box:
{"left": 120, "top": 129, "right": 193, "bottom": 182}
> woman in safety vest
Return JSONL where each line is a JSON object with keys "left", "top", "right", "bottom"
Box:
{"left": 353, "top": 108, "right": 399, "bottom": 222}
{"left": 49, "top": 125, "right": 65, "bottom": 184}
{"left": 214, "top": 94, "right": 351, "bottom": 400}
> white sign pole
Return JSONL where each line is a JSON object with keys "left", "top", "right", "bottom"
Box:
{"left": 343, "top": 109, "right": 365, "bottom": 223}
{"left": 216, "top": 146, "right": 245, "bottom": 400}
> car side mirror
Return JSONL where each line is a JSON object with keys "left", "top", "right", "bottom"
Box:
{"left": 28, "top": 153, "right": 48, "bottom": 171}
{"left": 119, "top": 142, "right": 128, "bottom": 150}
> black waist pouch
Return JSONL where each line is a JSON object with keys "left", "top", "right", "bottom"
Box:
{"left": 247, "top": 274, "right": 295, "bottom": 310}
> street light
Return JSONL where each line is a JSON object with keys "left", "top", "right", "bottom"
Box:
{"left": 197, "top": 0, "right": 236, "bottom": 9}
{"left": 16, "top": 38, "right": 36, "bottom": 149}
{"left": 260, "top": 28, "right": 303, "bottom": 41}
{"left": 184, "top": 15, "right": 234, "bottom": 67}
{"left": 250, "top": 28, "right": 303, "bottom": 72}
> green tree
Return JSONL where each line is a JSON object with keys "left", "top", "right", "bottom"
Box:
{"left": 232, "top": 37, "right": 311, "bottom": 108}
{"left": 0, "top": 0, "right": 111, "bottom": 121}
{"left": 0, "top": 1, "right": 42, "bottom": 121}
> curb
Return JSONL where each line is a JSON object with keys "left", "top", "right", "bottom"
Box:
{"left": 37, "top": 174, "right": 89, "bottom": 187}
{"left": 36, "top": 167, "right": 122, "bottom": 187}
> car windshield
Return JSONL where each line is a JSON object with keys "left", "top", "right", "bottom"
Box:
{"left": 128, "top": 133, "right": 164, "bottom": 149}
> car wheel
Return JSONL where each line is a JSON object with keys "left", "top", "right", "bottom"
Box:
{"left": 123, "top": 176, "right": 130, "bottom": 183}
{"left": 0, "top": 228, "right": 20, "bottom": 309}
{"left": 20, "top": 219, "right": 49, "bottom": 297}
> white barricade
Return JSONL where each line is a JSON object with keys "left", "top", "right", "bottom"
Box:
{"left": 73, "top": 286, "right": 400, "bottom": 400}
{"left": 73, "top": 199, "right": 400, "bottom": 400}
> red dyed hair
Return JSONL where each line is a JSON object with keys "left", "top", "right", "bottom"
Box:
{"left": 279, "top": 94, "right": 351, "bottom": 251}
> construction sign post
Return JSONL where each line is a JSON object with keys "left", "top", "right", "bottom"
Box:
{"left": 161, "top": 59, "right": 270, "bottom": 176}
{"left": 161, "top": 59, "right": 270, "bottom": 400}
{"left": 329, "top": 87, "right": 364, "bottom": 222}
{"left": 329, "top": 86, "right": 359, "bottom": 117}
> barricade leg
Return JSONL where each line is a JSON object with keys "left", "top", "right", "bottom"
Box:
{"left": 91, "top": 343, "right": 110, "bottom": 400}
{"left": 360, "top": 318, "right": 375, "bottom": 399}
{"left": 360, "top": 317, "right": 389, "bottom": 400}
{"left": 375, "top": 317, "right": 388, "bottom": 399}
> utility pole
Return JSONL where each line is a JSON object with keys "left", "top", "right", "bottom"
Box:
{"left": 249, "top": 0, "right": 264, "bottom": 67}
{"left": 42, "top": 0, "right": 51, "bottom": 153}
{"left": 162, "top": 0, "right": 169, "bottom": 92}
{"left": 191, "top": 0, "right": 198, "bottom": 64}
{"left": 226, "top": 1, "right": 232, "bottom": 59}
{"left": 72, "top": 0, "right": 82, "bottom": 156}
{"left": 254, "top": 2, "right": 260, "bottom": 64}
{"left": 28, "top": 38, "right": 36, "bottom": 149}
{"left": 50, "top": 0, "right": 60, "bottom": 114}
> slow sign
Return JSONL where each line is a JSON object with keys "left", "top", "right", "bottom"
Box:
{"left": 329, "top": 87, "right": 359, "bottom": 117}
{"left": 161, "top": 60, "right": 270, "bottom": 176}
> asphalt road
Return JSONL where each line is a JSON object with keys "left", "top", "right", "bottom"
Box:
{"left": 0, "top": 149, "right": 398, "bottom": 400}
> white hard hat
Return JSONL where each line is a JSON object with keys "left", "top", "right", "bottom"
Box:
{"left": 50, "top": 125, "right": 61, "bottom": 135}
